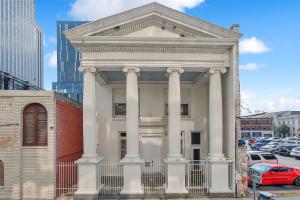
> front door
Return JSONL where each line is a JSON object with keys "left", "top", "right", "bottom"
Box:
{"left": 141, "top": 136, "right": 162, "bottom": 172}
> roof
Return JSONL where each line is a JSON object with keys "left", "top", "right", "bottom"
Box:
{"left": 64, "top": 2, "right": 242, "bottom": 39}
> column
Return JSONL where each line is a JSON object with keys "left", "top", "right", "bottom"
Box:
{"left": 208, "top": 68, "right": 226, "bottom": 160}
{"left": 120, "top": 67, "right": 143, "bottom": 197}
{"left": 165, "top": 67, "right": 188, "bottom": 195}
{"left": 75, "top": 67, "right": 103, "bottom": 199}
{"left": 208, "top": 68, "right": 232, "bottom": 196}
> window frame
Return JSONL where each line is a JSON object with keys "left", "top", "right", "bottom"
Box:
{"left": 0, "top": 160, "right": 3, "bottom": 187}
{"left": 23, "top": 103, "right": 48, "bottom": 146}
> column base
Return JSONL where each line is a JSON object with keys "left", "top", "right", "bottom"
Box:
{"left": 164, "top": 157, "right": 188, "bottom": 195}
{"left": 120, "top": 156, "right": 144, "bottom": 196}
{"left": 74, "top": 156, "right": 103, "bottom": 200}
{"left": 208, "top": 159, "right": 233, "bottom": 196}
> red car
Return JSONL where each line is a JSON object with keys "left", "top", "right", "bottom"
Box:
{"left": 248, "top": 138, "right": 255, "bottom": 145}
{"left": 248, "top": 163, "right": 300, "bottom": 186}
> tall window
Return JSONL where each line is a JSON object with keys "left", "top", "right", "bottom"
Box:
{"left": 120, "top": 132, "right": 127, "bottom": 159}
{"left": 0, "top": 160, "right": 3, "bottom": 186}
{"left": 23, "top": 103, "right": 48, "bottom": 146}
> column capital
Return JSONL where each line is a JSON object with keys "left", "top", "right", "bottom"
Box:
{"left": 209, "top": 68, "right": 227, "bottom": 74}
{"left": 79, "top": 66, "right": 97, "bottom": 73}
{"left": 167, "top": 67, "right": 184, "bottom": 74}
{"left": 123, "top": 66, "right": 140, "bottom": 73}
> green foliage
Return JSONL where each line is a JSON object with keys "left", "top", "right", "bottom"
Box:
{"left": 274, "top": 124, "right": 290, "bottom": 138}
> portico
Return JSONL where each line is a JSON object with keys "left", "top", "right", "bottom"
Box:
{"left": 65, "top": 2, "right": 241, "bottom": 198}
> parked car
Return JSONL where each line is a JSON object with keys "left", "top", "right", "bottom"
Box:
{"left": 247, "top": 151, "right": 278, "bottom": 166}
{"left": 260, "top": 144, "right": 278, "bottom": 152}
{"left": 287, "top": 140, "right": 300, "bottom": 145}
{"left": 268, "top": 137, "right": 282, "bottom": 142}
{"left": 291, "top": 147, "right": 300, "bottom": 159}
{"left": 248, "top": 163, "right": 300, "bottom": 186}
{"left": 248, "top": 138, "right": 255, "bottom": 145}
{"left": 238, "top": 139, "right": 246, "bottom": 146}
{"left": 278, "top": 145, "right": 299, "bottom": 156}
{"left": 251, "top": 143, "right": 268, "bottom": 151}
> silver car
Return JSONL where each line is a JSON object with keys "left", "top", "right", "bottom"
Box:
{"left": 291, "top": 147, "right": 300, "bottom": 159}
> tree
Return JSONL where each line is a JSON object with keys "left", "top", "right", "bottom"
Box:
{"left": 274, "top": 124, "right": 290, "bottom": 138}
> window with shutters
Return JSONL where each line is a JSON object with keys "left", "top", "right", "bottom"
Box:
{"left": 23, "top": 103, "right": 48, "bottom": 146}
{"left": 0, "top": 160, "right": 3, "bottom": 186}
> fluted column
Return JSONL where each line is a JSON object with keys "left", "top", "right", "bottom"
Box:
{"left": 123, "top": 67, "right": 140, "bottom": 158}
{"left": 121, "top": 67, "right": 143, "bottom": 196}
{"left": 75, "top": 67, "right": 103, "bottom": 199}
{"left": 165, "top": 67, "right": 188, "bottom": 195}
{"left": 80, "top": 67, "right": 97, "bottom": 158}
{"left": 167, "top": 67, "right": 184, "bottom": 159}
{"left": 208, "top": 68, "right": 227, "bottom": 160}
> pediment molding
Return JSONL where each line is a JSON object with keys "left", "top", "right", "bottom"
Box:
{"left": 90, "top": 15, "right": 214, "bottom": 38}
{"left": 65, "top": 3, "right": 241, "bottom": 39}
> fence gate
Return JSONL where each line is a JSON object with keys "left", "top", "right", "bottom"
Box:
{"left": 142, "top": 162, "right": 167, "bottom": 195}
{"left": 185, "top": 160, "right": 209, "bottom": 195}
{"left": 56, "top": 162, "right": 78, "bottom": 197}
{"left": 98, "top": 162, "right": 123, "bottom": 196}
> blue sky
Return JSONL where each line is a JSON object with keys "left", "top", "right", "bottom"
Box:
{"left": 37, "top": 0, "right": 300, "bottom": 114}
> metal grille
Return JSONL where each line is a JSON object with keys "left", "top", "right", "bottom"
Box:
{"left": 98, "top": 162, "right": 124, "bottom": 195}
{"left": 185, "top": 160, "right": 209, "bottom": 195}
{"left": 142, "top": 162, "right": 167, "bottom": 195}
{"left": 56, "top": 162, "right": 77, "bottom": 197}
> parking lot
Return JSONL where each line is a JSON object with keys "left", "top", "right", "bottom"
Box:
{"left": 276, "top": 154, "right": 300, "bottom": 168}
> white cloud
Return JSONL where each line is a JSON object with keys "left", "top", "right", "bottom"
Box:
{"left": 48, "top": 36, "right": 57, "bottom": 44}
{"left": 45, "top": 51, "right": 57, "bottom": 68}
{"left": 239, "top": 63, "right": 265, "bottom": 71}
{"left": 239, "top": 37, "right": 271, "bottom": 54}
{"left": 69, "top": 0, "right": 205, "bottom": 20}
{"left": 241, "top": 89, "right": 300, "bottom": 116}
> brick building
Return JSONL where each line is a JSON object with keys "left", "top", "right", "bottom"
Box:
{"left": 0, "top": 91, "right": 82, "bottom": 199}
{"left": 240, "top": 117, "right": 274, "bottom": 139}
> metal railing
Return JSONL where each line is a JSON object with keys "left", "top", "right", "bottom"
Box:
{"left": 142, "top": 162, "right": 167, "bottom": 195}
{"left": 98, "top": 162, "right": 124, "bottom": 195}
{"left": 56, "top": 161, "right": 78, "bottom": 197}
{"left": 185, "top": 160, "right": 209, "bottom": 195}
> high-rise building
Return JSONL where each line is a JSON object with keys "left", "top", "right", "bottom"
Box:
{"left": 52, "top": 21, "right": 89, "bottom": 103}
{"left": 0, "top": 0, "right": 43, "bottom": 88}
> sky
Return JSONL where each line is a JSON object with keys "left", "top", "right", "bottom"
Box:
{"left": 37, "top": 0, "right": 300, "bottom": 115}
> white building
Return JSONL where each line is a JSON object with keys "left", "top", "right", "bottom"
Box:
{"left": 65, "top": 3, "right": 241, "bottom": 198}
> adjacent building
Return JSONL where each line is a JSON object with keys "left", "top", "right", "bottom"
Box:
{"left": 240, "top": 117, "right": 274, "bottom": 139}
{"left": 0, "top": 91, "right": 83, "bottom": 199}
{"left": 52, "top": 21, "right": 89, "bottom": 103}
{"left": 65, "top": 3, "right": 241, "bottom": 198}
{"left": 0, "top": 0, "right": 43, "bottom": 87}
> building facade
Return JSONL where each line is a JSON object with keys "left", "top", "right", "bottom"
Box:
{"left": 0, "top": 0, "right": 43, "bottom": 87}
{"left": 65, "top": 3, "right": 241, "bottom": 198}
{"left": 240, "top": 117, "right": 274, "bottom": 139}
{"left": 52, "top": 21, "right": 89, "bottom": 103}
{"left": 0, "top": 91, "right": 82, "bottom": 199}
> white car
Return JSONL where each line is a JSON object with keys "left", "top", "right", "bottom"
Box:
{"left": 247, "top": 151, "right": 278, "bottom": 166}
{"left": 260, "top": 144, "right": 278, "bottom": 152}
{"left": 291, "top": 147, "right": 300, "bottom": 159}
{"left": 269, "top": 137, "right": 282, "bottom": 142}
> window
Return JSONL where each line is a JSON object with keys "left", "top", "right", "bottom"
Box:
{"left": 23, "top": 103, "right": 47, "bottom": 146}
{"left": 191, "top": 132, "right": 201, "bottom": 145}
{"left": 114, "top": 103, "right": 126, "bottom": 116}
{"left": 250, "top": 154, "right": 261, "bottom": 160}
{"left": 120, "top": 132, "right": 126, "bottom": 159}
{"left": 261, "top": 154, "right": 277, "bottom": 160}
{"left": 165, "top": 104, "right": 189, "bottom": 116}
{"left": 0, "top": 160, "right": 3, "bottom": 186}
{"left": 180, "top": 131, "right": 185, "bottom": 155}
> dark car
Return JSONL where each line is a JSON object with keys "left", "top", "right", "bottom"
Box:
{"left": 251, "top": 143, "right": 267, "bottom": 151}
{"left": 278, "top": 145, "right": 299, "bottom": 156}
{"left": 238, "top": 139, "right": 246, "bottom": 146}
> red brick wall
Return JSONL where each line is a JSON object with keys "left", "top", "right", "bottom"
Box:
{"left": 56, "top": 99, "right": 83, "bottom": 162}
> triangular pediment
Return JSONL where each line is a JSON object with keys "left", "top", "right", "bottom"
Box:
{"left": 65, "top": 3, "right": 241, "bottom": 39}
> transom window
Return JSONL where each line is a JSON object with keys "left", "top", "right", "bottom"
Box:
{"left": 191, "top": 132, "right": 201, "bottom": 145}
{"left": 23, "top": 103, "right": 48, "bottom": 146}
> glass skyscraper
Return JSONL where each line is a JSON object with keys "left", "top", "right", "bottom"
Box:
{"left": 52, "top": 21, "right": 89, "bottom": 103}
{"left": 0, "top": 0, "right": 43, "bottom": 87}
